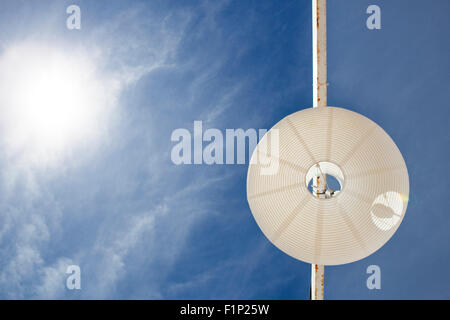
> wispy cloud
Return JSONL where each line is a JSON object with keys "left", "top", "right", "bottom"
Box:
{"left": 0, "top": 0, "right": 256, "bottom": 299}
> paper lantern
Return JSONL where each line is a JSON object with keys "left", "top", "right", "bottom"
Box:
{"left": 247, "top": 106, "right": 409, "bottom": 265}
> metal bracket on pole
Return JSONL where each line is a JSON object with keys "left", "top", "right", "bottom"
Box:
{"left": 311, "top": 0, "right": 327, "bottom": 300}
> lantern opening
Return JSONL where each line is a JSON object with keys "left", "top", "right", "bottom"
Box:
{"left": 306, "top": 161, "right": 344, "bottom": 199}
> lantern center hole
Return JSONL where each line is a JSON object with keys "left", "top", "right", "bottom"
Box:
{"left": 306, "top": 161, "right": 344, "bottom": 199}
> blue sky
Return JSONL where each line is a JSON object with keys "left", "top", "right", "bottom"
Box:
{"left": 0, "top": 0, "right": 448, "bottom": 299}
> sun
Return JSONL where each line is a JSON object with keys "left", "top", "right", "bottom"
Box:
{"left": 0, "top": 43, "right": 116, "bottom": 164}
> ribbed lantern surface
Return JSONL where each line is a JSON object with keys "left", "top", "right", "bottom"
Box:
{"left": 247, "top": 107, "right": 409, "bottom": 265}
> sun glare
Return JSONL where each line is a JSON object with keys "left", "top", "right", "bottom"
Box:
{"left": 0, "top": 43, "right": 116, "bottom": 165}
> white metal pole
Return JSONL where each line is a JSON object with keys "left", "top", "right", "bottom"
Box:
{"left": 311, "top": 0, "right": 327, "bottom": 300}
{"left": 313, "top": 0, "right": 327, "bottom": 108}
{"left": 311, "top": 264, "right": 324, "bottom": 300}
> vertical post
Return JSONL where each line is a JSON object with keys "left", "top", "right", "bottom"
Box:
{"left": 311, "top": 0, "right": 326, "bottom": 300}
{"left": 311, "top": 264, "right": 324, "bottom": 300}
{"left": 313, "top": 0, "right": 327, "bottom": 108}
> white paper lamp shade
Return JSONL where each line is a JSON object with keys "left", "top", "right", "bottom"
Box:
{"left": 247, "top": 107, "right": 409, "bottom": 265}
